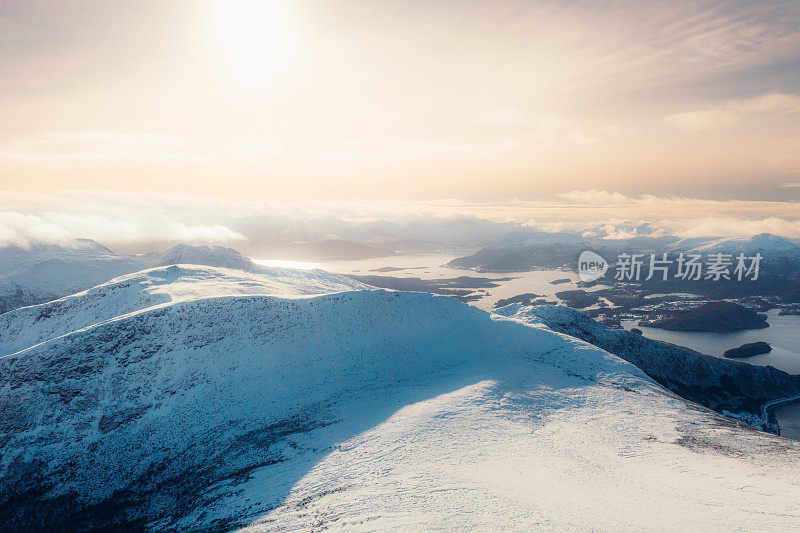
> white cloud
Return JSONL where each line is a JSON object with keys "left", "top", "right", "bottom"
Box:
{"left": 0, "top": 190, "right": 247, "bottom": 249}
{"left": 0, "top": 210, "right": 244, "bottom": 248}
{"left": 476, "top": 108, "right": 530, "bottom": 125}
{"left": 2, "top": 189, "right": 800, "bottom": 251}
{"left": 0, "top": 132, "right": 525, "bottom": 174}
{"left": 662, "top": 110, "right": 739, "bottom": 132}
{"left": 523, "top": 115, "right": 634, "bottom": 146}
{"left": 732, "top": 94, "right": 800, "bottom": 114}
{"left": 558, "top": 190, "right": 631, "bottom": 204}
{"left": 0, "top": 132, "right": 286, "bottom": 166}
{"left": 663, "top": 93, "right": 800, "bottom": 132}
{"left": 501, "top": 191, "right": 800, "bottom": 239}
{"left": 310, "top": 138, "right": 523, "bottom": 165}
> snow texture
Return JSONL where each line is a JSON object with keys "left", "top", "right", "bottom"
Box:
{"left": 1, "top": 267, "right": 800, "bottom": 531}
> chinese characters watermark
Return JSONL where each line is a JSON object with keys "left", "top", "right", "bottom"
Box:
{"left": 580, "top": 252, "right": 762, "bottom": 282}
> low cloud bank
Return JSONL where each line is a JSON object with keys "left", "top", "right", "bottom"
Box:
{"left": 1, "top": 189, "right": 799, "bottom": 252}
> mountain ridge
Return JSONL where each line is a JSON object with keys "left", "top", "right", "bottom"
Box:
{"left": 0, "top": 264, "right": 368, "bottom": 357}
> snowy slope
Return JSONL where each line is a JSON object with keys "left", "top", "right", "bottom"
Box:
{"left": 0, "top": 240, "right": 145, "bottom": 313}
{"left": 0, "top": 264, "right": 369, "bottom": 357}
{"left": 2, "top": 269, "right": 800, "bottom": 531}
{"left": 689, "top": 233, "right": 800, "bottom": 256}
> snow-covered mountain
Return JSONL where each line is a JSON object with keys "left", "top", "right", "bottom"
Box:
{"left": 2, "top": 267, "right": 800, "bottom": 530}
{"left": 659, "top": 233, "right": 800, "bottom": 299}
{"left": 0, "top": 264, "right": 369, "bottom": 358}
{"left": 140, "top": 243, "right": 257, "bottom": 271}
{"left": 0, "top": 241, "right": 277, "bottom": 314}
{"left": 0, "top": 240, "right": 145, "bottom": 313}
{"left": 667, "top": 233, "right": 800, "bottom": 257}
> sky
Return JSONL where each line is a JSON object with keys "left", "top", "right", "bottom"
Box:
{"left": 1, "top": 0, "right": 800, "bottom": 246}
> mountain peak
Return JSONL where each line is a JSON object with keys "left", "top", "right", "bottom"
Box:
{"left": 73, "top": 238, "right": 114, "bottom": 253}
{"left": 142, "top": 244, "right": 255, "bottom": 270}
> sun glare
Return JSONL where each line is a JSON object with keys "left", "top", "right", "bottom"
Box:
{"left": 214, "top": 0, "right": 291, "bottom": 71}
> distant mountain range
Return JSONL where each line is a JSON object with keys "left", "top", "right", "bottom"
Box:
{"left": 5, "top": 230, "right": 799, "bottom": 316}
{"left": 448, "top": 233, "right": 800, "bottom": 300}
{"left": 230, "top": 215, "right": 571, "bottom": 259}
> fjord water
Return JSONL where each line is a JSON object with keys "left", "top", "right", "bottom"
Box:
{"left": 623, "top": 309, "right": 800, "bottom": 439}
{"left": 255, "top": 254, "right": 604, "bottom": 310}
{"left": 773, "top": 402, "right": 800, "bottom": 440}
{"left": 622, "top": 310, "right": 800, "bottom": 374}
